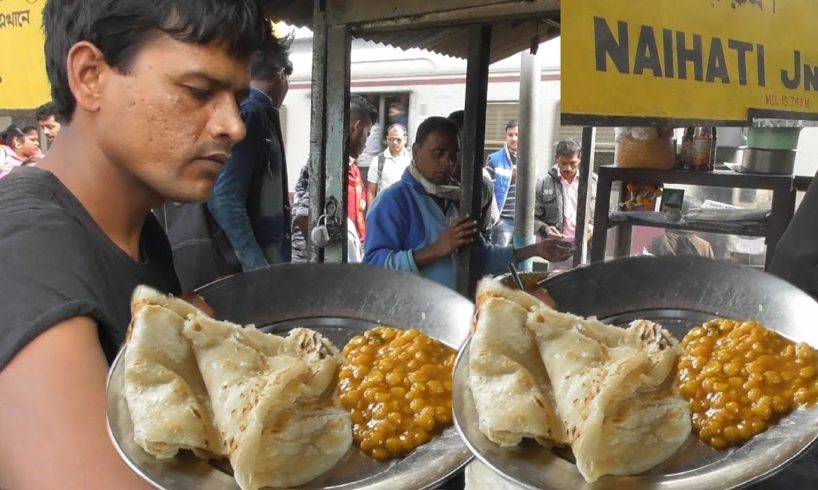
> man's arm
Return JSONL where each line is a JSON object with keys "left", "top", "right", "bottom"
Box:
{"left": 365, "top": 155, "right": 382, "bottom": 208}
{"left": 208, "top": 108, "right": 269, "bottom": 271}
{"left": 533, "top": 176, "right": 548, "bottom": 236}
{"left": 291, "top": 162, "right": 311, "bottom": 251}
{"left": 366, "top": 182, "right": 378, "bottom": 209}
{"left": 0, "top": 317, "right": 152, "bottom": 489}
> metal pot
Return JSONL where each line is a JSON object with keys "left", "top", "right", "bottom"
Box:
{"left": 739, "top": 146, "right": 796, "bottom": 175}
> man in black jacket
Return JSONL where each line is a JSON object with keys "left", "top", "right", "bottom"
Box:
{"left": 208, "top": 34, "right": 294, "bottom": 270}
{"left": 534, "top": 139, "right": 597, "bottom": 243}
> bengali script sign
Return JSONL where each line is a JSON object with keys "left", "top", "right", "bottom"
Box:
{"left": 0, "top": 0, "right": 50, "bottom": 110}
{"left": 562, "top": 0, "right": 818, "bottom": 124}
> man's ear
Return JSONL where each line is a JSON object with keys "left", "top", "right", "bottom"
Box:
{"left": 412, "top": 143, "right": 418, "bottom": 162}
{"left": 66, "top": 41, "right": 111, "bottom": 114}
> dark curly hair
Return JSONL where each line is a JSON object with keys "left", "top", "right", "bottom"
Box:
{"left": 43, "top": 0, "right": 270, "bottom": 122}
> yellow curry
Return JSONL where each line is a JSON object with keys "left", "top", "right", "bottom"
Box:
{"left": 678, "top": 319, "right": 818, "bottom": 449}
{"left": 338, "top": 327, "right": 455, "bottom": 460}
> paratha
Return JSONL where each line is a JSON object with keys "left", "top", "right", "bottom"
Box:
{"left": 526, "top": 306, "right": 691, "bottom": 482}
{"left": 468, "top": 296, "right": 567, "bottom": 447}
{"left": 468, "top": 279, "right": 690, "bottom": 483}
{"left": 182, "top": 315, "right": 352, "bottom": 489}
{"left": 123, "top": 295, "right": 222, "bottom": 459}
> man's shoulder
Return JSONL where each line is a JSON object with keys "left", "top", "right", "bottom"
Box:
{"left": 0, "top": 168, "right": 64, "bottom": 213}
{"left": 370, "top": 178, "right": 414, "bottom": 213}
{"left": 239, "top": 99, "right": 267, "bottom": 123}
{"left": 488, "top": 147, "right": 506, "bottom": 159}
{"left": 486, "top": 148, "right": 510, "bottom": 168}
{"left": 0, "top": 169, "right": 98, "bottom": 243}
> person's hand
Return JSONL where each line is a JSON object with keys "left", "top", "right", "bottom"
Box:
{"left": 434, "top": 216, "right": 478, "bottom": 256}
{"left": 545, "top": 225, "right": 563, "bottom": 239}
{"left": 535, "top": 238, "right": 574, "bottom": 262}
{"left": 180, "top": 292, "right": 215, "bottom": 317}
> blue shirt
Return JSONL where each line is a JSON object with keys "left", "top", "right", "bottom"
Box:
{"left": 364, "top": 169, "right": 515, "bottom": 290}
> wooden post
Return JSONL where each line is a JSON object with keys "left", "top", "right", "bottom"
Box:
{"left": 456, "top": 25, "right": 491, "bottom": 298}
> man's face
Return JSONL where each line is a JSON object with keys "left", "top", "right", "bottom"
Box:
{"left": 349, "top": 119, "right": 371, "bottom": 159}
{"left": 387, "top": 127, "right": 405, "bottom": 156}
{"left": 38, "top": 116, "right": 61, "bottom": 143}
{"left": 95, "top": 34, "right": 249, "bottom": 203}
{"left": 506, "top": 126, "right": 518, "bottom": 153}
{"left": 412, "top": 128, "right": 458, "bottom": 185}
{"left": 557, "top": 152, "right": 580, "bottom": 181}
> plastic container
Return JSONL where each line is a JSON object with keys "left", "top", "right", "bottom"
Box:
{"left": 746, "top": 127, "right": 802, "bottom": 150}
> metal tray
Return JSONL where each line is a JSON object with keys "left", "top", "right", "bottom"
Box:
{"left": 453, "top": 256, "right": 818, "bottom": 490}
{"left": 107, "top": 263, "right": 475, "bottom": 490}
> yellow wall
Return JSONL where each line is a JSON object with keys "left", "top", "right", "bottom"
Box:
{"left": 0, "top": 0, "right": 50, "bottom": 110}
{"left": 563, "top": 0, "right": 818, "bottom": 122}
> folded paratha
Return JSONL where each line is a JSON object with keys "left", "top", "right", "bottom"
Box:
{"left": 526, "top": 306, "right": 691, "bottom": 482}
{"left": 124, "top": 301, "right": 223, "bottom": 459}
{"left": 182, "top": 315, "right": 352, "bottom": 490}
{"left": 468, "top": 296, "right": 567, "bottom": 447}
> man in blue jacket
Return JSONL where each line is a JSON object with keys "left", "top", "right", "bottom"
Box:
{"left": 364, "top": 117, "right": 572, "bottom": 290}
{"left": 485, "top": 119, "right": 519, "bottom": 245}
{"left": 208, "top": 34, "right": 294, "bottom": 270}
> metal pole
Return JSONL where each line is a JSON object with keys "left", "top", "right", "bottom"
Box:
{"left": 574, "top": 126, "right": 596, "bottom": 266}
{"left": 456, "top": 25, "right": 491, "bottom": 298}
{"left": 323, "top": 25, "right": 351, "bottom": 263}
{"left": 514, "top": 49, "right": 540, "bottom": 272}
{"left": 307, "top": 0, "right": 328, "bottom": 263}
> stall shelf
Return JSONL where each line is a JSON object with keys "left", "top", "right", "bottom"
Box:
{"left": 590, "top": 166, "right": 799, "bottom": 269}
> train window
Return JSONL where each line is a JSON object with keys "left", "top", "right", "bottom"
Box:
{"left": 355, "top": 92, "right": 411, "bottom": 171}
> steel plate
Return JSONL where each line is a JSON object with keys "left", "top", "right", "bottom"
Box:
{"left": 107, "top": 263, "right": 475, "bottom": 490}
{"left": 453, "top": 256, "right": 818, "bottom": 490}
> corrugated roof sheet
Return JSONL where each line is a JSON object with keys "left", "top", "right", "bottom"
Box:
{"left": 262, "top": 1, "right": 560, "bottom": 63}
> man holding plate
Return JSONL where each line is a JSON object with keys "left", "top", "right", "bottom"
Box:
{"left": 0, "top": 1, "right": 269, "bottom": 487}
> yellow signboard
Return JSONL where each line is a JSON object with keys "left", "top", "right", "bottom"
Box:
{"left": 562, "top": 0, "right": 818, "bottom": 124}
{"left": 0, "top": 0, "right": 50, "bottom": 110}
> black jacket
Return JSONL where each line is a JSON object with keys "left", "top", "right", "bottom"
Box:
{"left": 534, "top": 166, "right": 597, "bottom": 236}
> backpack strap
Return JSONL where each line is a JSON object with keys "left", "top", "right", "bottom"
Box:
{"left": 377, "top": 152, "right": 387, "bottom": 182}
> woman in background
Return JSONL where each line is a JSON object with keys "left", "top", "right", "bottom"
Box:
{"left": 1, "top": 124, "right": 42, "bottom": 178}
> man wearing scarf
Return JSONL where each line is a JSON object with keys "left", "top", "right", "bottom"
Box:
{"left": 364, "top": 117, "right": 573, "bottom": 290}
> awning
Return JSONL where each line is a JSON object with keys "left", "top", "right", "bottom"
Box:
{"left": 262, "top": 0, "right": 561, "bottom": 63}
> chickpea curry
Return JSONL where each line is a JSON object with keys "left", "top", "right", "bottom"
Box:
{"left": 678, "top": 319, "right": 818, "bottom": 449}
{"left": 338, "top": 327, "right": 456, "bottom": 461}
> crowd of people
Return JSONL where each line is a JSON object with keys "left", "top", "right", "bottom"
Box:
{"left": 141, "top": 26, "right": 591, "bottom": 290}
{"left": 0, "top": 102, "right": 62, "bottom": 178}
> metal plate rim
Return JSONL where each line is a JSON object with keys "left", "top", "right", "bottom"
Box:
{"left": 456, "top": 256, "right": 818, "bottom": 489}
{"left": 106, "top": 264, "right": 477, "bottom": 490}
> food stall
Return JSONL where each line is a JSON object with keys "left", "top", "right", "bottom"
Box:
{"left": 561, "top": 0, "right": 817, "bottom": 271}
{"left": 107, "top": 1, "right": 818, "bottom": 489}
